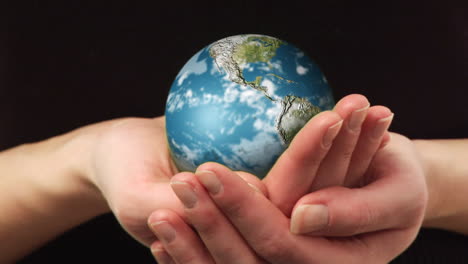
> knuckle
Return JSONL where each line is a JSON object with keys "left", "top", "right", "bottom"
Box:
{"left": 220, "top": 190, "right": 254, "bottom": 219}
{"left": 277, "top": 201, "right": 295, "bottom": 217}
{"left": 191, "top": 210, "right": 220, "bottom": 238}
{"left": 342, "top": 149, "right": 354, "bottom": 161}
{"left": 223, "top": 198, "right": 246, "bottom": 219}
{"left": 254, "top": 231, "right": 291, "bottom": 262}
{"left": 173, "top": 251, "right": 199, "bottom": 264}
{"left": 345, "top": 201, "right": 375, "bottom": 235}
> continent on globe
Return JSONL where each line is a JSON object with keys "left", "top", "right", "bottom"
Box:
{"left": 165, "top": 34, "right": 334, "bottom": 178}
{"left": 277, "top": 95, "right": 321, "bottom": 144}
{"left": 210, "top": 35, "right": 287, "bottom": 101}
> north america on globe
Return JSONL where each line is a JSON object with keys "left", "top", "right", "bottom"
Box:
{"left": 165, "top": 34, "right": 334, "bottom": 178}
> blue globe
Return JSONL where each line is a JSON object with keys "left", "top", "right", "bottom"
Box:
{"left": 165, "top": 34, "right": 334, "bottom": 178}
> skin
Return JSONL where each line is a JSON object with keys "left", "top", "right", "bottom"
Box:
{"left": 1, "top": 94, "right": 467, "bottom": 263}
{"left": 264, "top": 94, "right": 393, "bottom": 216}
{"left": 147, "top": 96, "right": 468, "bottom": 263}
{"left": 148, "top": 134, "right": 426, "bottom": 263}
{"left": 0, "top": 94, "right": 388, "bottom": 263}
{"left": 0, "top": 117, "right": 182, "bottom": 263}
{"left": 147, "top": 95, "right": 419, "bottom": 264}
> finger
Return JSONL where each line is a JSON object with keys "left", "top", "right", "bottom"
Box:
{"left": 170, "top": 171, "right": 262, "bottom": 264}
{"left": 235, "top": 171, "right": 269, "bottom": 198}
{"left": 150, "top": 240, "right": 175, "bottom": 264}
{"left": 311, "top": 94, "right": 370, "bottom": 191}
{"left": 291, "top": 185, "right": 423, "bottom": 237}
{"left": 290, "top": 136, "right": 427, "bottom": 236}
{"left": 196, "top": 163, "right": 376, "bottom": 263}
{"left": 264, "top": 110, "right": 343, "bottom": 215}
{"left": 380, "top": 131, "right": 391, "bottom": 149}
{"left": 345, "top": 106, "right": 394, "bottom": 187}
{"left": 148, "top": 209, "right": 214, "bottom": 264}
{"left": 196, "top": 162, "right": 301, "bottom": 263}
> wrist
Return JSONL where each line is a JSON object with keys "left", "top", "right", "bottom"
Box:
{"left": 412, "top": 139, "right": 440, "bottom": 227}
{"left": 413, "top": 138, "right": 468, "bottom": 233}
{"left": 24, "top": 123, "right": 112, "bottom": 219}
{"left": 58, "top": 121, "right": 114, "bottom": 216}
{"left": 15, "top": 121, "right": 116, "bottom": 219}
{"left": 0, "top": 123, "right": 112, "bottom": 262}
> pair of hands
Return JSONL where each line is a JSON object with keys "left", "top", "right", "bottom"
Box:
{"left": 86, "top": 94, "right": 427, "bottom": 263}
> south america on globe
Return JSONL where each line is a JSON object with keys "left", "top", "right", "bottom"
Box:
{"left": 165, "top": 34, "right": 334, "bottom": 178}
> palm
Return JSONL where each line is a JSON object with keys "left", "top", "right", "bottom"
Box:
{"left": 319, "top": 133, "right": 427, "bottom": 262}
{"left": 91, "top": 117, "right": 183, "bottom": 246}
{"left": 359, "top": 133, "right": 427, "bottom": 235}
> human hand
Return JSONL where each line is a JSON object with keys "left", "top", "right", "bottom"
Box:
{"left": 145, "top": 93, "right": 427, "bottom": 263}
{"left": 148, "top": 133, "right": 427, "bottom": 263}
{"left": 265, "top": 94, "right": 394, "bottom": 216}
{"left": 82, "top": 94, "right": 388, "bottom": 249}
{"left": 93, "top": 94, "right": 383, "bottom": 247}
{"left": 83, "top": 117, "right": 183, "bottom": 246}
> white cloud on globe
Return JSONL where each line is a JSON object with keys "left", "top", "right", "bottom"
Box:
{"left": 166, "top": 93, "right": 185, "bottom": 113}
{"left": 258, "top": 60, "right": 283, "bottom": 73}
{"left": 206, "top": 132, "right": 215, "bottom": 140}
{"left": 170, "top": 139, "right": 201, "bottom": 170}
{"left": 223, "top": 83, "right": 240, "bottom": 103}
{"left": 226, "top": 127, "right": 235, "bottom": 135}
{"left": 253, "top": 118, "right": 277, "bottom": 133}
{"left": 260, "top": 78, "right": 281, "bottom": 100}
{"left": 239, "top": 89, "right": 265, "bottom": 115}
{"left": 230, "top": 132, "right": 283, "bottom": 171}
{"left": 296, "top": 65, "right": 309, "bottom": 75}
{"left": 202, "top": 93, "right": 223, "bottom": 105}
{"left": 266, "top": 102, "right": 282, "bottom": 120}
{"left": 176, "top": 50, "right": 208, "bottom": 86}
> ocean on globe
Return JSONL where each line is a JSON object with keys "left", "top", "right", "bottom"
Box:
{"left": 165, "top": 34, "right": 334, "bottom": 178}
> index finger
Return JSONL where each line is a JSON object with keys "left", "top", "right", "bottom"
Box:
{"left": 264, "top": 110, "right": 343, "bottom": 216}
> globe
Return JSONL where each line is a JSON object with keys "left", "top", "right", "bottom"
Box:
{"left": 165, "top": 34, "right": 334, "bottom": 178}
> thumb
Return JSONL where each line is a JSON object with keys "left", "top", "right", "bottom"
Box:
{"left": 290, "top": 185, "right": 425, "bottom": 236}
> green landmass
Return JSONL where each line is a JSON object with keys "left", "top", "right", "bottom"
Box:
{"left": 232, "top": 36, "right": 283, "bottom": 65}
{"left": 231, "top": 36, "right": 286, "bottom": 101}
{"left": 246, "top": 76, "right": 263, "bottom": 87}
{"left": 209, "top": 35, "right": 288, "bottom": 103}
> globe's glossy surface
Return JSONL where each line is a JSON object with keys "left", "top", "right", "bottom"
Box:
{"left": 165, "top": 34, "right": 334, "bottom": 178}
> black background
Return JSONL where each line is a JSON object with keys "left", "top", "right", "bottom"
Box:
{"left": 2, "top": 1, "right": 468, "bottom": 263}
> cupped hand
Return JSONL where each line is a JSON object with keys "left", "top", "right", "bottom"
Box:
{"left": 86, "top": 116, "right": 183, "bottom": 246}
{"left": 92, "top": 94, "right": 385, "bottom": 248}
{"left": 148, "top": 133, "right": 427, "bottom": 263}
{"left": 265, "top": 94, "right": 394, "bottom": 216}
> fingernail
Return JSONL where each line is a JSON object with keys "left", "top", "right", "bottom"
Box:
{"left": 322, "top": 119, "right": 343, "bottom": 148}
{"left": 348, "top": 104, "right": 370, "bottom": 132}
{"left": 171, "top": 181, "right": 197, "bottom": 208}
{"left": 151, "top": 245, "right": 172, "bottom": 264}
{"left": 195, "top": 170, "right": 223, "bottom": 195}
{"left": 290, "top": 204, "right": 328, "bottom": 234}
{"left": 372, "top": 114, "right": 394, "bottom": 139}
{"left": 151, "top": 221, "right": 176, "bottom": 244}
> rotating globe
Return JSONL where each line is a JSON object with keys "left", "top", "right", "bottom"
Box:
{"left": 165, "top": 34, "right": 334, "bottom": 178}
